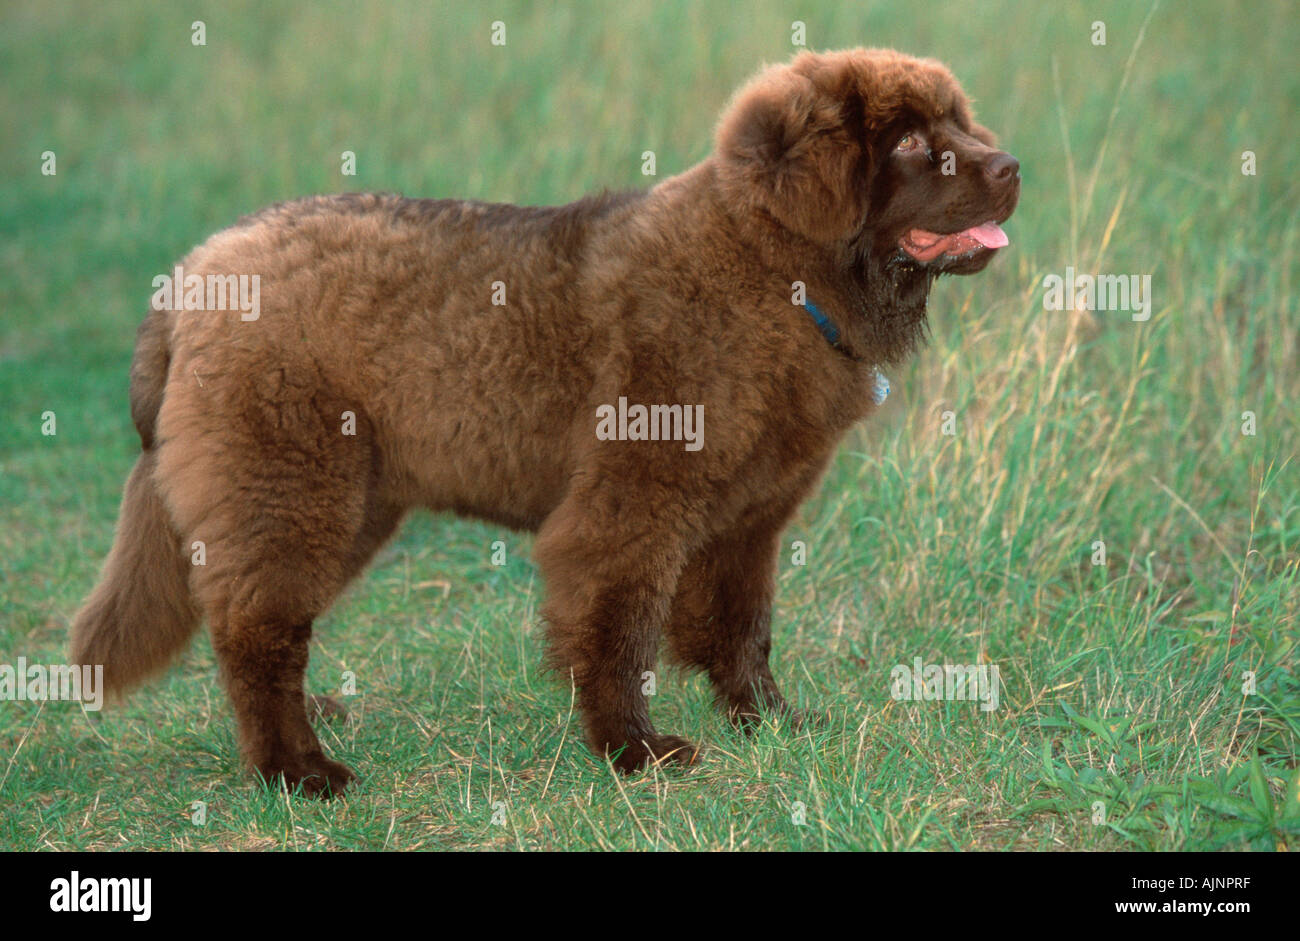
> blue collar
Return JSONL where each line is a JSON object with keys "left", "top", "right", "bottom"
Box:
{"left": 803, "top": 299, "right": 842, "bottom": 347}
{"left": 802, "top": 299, "right": 890, "bottom": 404}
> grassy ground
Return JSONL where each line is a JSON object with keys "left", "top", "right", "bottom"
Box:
{"left": 0, "top": 0, "right": 1296, "bottom": 850}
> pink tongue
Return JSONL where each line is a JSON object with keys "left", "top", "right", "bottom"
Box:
{"left": 967, "top": 222, "right": 1009, "bottom": 248}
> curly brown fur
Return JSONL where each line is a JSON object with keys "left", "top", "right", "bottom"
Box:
{"left": 71, "top": 48, "right": 1018, "bottom": 794}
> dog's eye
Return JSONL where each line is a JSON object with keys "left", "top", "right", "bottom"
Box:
{"left": 895, "top": 134, "right": 920, "bottom": 152}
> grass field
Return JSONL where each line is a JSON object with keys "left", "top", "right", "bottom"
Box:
{"left": 0, "top": 0, "right": 1296, "bottom": 850}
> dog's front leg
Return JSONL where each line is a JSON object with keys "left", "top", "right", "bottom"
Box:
{"left": 534, "top": 492, "right": 697, "bottom": 773}
{"left": 664, "top": 512, "right": 796, "bottom": 728}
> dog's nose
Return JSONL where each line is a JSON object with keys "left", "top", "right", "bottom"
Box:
{"left": 984, "top": 151, "right": 1020, "bottom": 181}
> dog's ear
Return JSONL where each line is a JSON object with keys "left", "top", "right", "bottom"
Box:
{"left": 714, "top": 68, "right": 867, "bottom": 243}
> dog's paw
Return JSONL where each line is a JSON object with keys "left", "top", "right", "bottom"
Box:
{"left": 259, "top": 752, "right": 355, "bottom": 799}
{"left": 609, "top": 734, "right": 700, "bottom": 774}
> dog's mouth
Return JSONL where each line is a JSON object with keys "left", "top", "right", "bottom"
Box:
{"left": 899, "top": 221, "right": 1009, "bottom": 263}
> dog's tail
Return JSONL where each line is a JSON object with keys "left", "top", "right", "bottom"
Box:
{"left": 70, "top": 308, "right": 201, "bottom": 697}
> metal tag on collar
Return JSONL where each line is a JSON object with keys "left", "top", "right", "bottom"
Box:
{"left": 872, "top": 370, "right": 890, "bottom": 405}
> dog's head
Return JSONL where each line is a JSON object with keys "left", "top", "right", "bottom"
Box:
{"left": 715, "top": 48, "right": 1019, "bottom": 276}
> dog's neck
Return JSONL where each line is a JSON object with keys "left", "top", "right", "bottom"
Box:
{"left": 739, "top": 214, "right": 935, "bottom": 364}
{"left": 833, "top": 254, "right": 935, "bottom": 365}
{"left": 686, "top": 160, "right": 935, "bottom": 366}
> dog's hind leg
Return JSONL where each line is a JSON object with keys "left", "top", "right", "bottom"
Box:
{"left": 157, "top": 372, "right": 400, "bottom": 798}
{"left": 209, "top": 608, "right": 353, "bottom": 797}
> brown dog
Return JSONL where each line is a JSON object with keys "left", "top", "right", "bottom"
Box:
{"left": 71, "top": 48, "right": 1018, "bottom": 796}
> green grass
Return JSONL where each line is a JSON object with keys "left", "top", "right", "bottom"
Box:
{"left": 0, "top": 0, "right": 1296, "bottom": 850}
